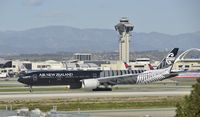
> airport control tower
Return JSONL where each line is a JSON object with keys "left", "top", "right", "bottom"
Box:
{"left": 115, "top": 17, "right": 134, "bottom": 63}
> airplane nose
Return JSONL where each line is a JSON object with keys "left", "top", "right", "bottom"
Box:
{"left": 18, "top": 77, "right": 25, "bottom": 84}
{"left": 18, "top": 76, "right": 32, "bottom": 85}
{"left": 17, "top": 77, "right": 29, "bottom": 84}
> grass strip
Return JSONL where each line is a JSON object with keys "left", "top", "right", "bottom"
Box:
{"left": 0, "top": 96, "right": 184, "bottom": 111}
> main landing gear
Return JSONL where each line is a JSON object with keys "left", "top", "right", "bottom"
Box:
{"left": 92, "top": 87, "right": 112, "bottom": 91}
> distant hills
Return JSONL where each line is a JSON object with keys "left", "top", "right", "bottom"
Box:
{"left": 0, "top": 26, "right": 199, "bottom": 55}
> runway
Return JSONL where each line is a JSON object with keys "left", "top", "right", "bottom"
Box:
{"left": 0, "top": 91, "right": 190, "bottom": 100}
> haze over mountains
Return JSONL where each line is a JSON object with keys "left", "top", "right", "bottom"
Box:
{"left": 0, "top": 26, "right": 199, "bottom": 55}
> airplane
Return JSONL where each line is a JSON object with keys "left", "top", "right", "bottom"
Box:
{"left": 18, "top": 48, "right": 179, "bottom": 92}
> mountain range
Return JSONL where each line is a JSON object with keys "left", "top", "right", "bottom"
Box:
{"left": 0, "top": 25, "right": 199, "bottom": 55}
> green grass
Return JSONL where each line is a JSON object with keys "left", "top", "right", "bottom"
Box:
{"left": 0, "top": 96, "right": 184, "bottom": 111}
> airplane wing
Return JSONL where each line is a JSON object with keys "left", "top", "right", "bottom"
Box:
{"left": 97, "top": 74, "right": 137, "bottom": 84}
{"left": 81, "top": 73, "right": 138, "bottom": 90}
{"left": 81, "top": 66, "right": 175, "bottom": 90}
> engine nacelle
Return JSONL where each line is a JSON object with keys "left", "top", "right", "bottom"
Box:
{"left": 82, "top": 79, "right": 100, "bottom": 90}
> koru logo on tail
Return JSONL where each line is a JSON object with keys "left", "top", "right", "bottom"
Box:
{"left": 166, "top": 53, "right": 175, "bottom": 64}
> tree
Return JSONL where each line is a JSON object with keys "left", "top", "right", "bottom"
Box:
{"left": 175, "top": 78, "right": 200, "bottom": 117}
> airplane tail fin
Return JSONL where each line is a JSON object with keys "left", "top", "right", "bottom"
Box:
{"left": 156, "top": 48, "right": 179, "bottom": 69}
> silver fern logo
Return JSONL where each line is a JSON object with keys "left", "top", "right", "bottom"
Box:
{"left": 166, "top": 53, "right": 175, "bottom": 64}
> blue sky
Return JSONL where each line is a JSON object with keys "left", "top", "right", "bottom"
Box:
{"left": 0, "top": 0, "right": 199, "bottom": 34}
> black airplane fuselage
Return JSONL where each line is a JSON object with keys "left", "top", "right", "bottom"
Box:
{"left": 18, "top": 69, "right": 144, "bottom": 89}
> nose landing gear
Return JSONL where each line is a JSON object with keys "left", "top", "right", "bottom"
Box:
{"left": 29, "top": 85, "right": 33, "bottom": 92}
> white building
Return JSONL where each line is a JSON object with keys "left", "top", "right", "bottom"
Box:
{"left": 173, "top": 48, "right": 200, "bottom": 71}
{"left": 73, "top": 53, "right": 92, "bottom": 61}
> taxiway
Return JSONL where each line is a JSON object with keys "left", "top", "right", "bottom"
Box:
{"left": 0, "top": 91, "right": 190, "bottom": 100}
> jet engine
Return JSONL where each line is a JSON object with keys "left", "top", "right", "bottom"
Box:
{"left": 82, "top": 79, "right": 100, "bottom": 90}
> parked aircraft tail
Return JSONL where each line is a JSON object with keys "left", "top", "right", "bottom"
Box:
{"left": 148, "top": 64, "right": 154, "bottom": 70}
